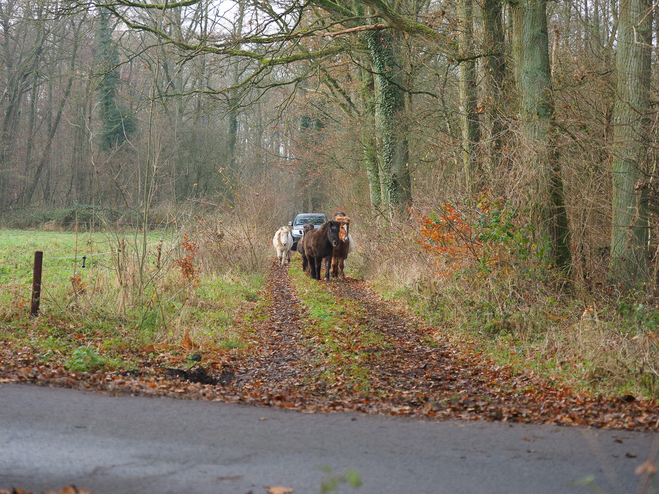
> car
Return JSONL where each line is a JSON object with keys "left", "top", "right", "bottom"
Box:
{"left": 289, "top": 213, "right": 328, "bottom": 249}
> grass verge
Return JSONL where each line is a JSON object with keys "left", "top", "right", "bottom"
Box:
{"left": 0, "top": 228, "right": 264, "bottom": 371}
{"left": 353, "top": 217, "right": 659, "bottom": 401}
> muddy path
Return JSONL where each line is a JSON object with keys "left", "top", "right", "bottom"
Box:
{"left": 1, "top": 260, "right": 658, "bottom": 430}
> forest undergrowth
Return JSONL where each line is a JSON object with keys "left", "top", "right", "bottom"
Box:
{"left": 354, "top": 199, "right": 659, "bottom": 402}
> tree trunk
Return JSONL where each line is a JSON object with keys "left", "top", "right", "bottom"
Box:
{"left": 365, "top": 29, "right": 412, "bottom": 217}
{"left": 514, "top": 0, "right": 572, "bottom": 273}
{"left": 609, "top": 0, "right": 652, "bottom": 285}
{"left": 457, "top": 0, "right": 480, "bottom": 190}
{"left": 482, "top": 0, "right": 506, "bottom": 174}
{"left": 358, "top": 64, "right": 381, "bottom": 214}
{"left": 227, "top": 1, "right": 245, "bottom": 176}
{"left": 510, "top": 2, "right": 524, "bottom": 99}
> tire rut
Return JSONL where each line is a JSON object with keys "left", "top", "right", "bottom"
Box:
{"left": 233, "top": 261, "right": 318, "bottom": 398}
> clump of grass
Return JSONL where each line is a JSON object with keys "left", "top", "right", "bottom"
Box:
{"left": 65, "top": 345, "right": 126, "bottom": 372}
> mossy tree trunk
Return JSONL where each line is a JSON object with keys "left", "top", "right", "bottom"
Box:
{"left": 513, "top": 0, "right": 572, "bottom": 274}
{"left": 358, "top": 63, "right": 381, "bottom": 214}
{"left": 365, "top": 28, "right": 412, "bottom": 217}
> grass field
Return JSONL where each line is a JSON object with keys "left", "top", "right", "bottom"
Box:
{"left": 0, "top": 228, "right": 264, "bottom": 372}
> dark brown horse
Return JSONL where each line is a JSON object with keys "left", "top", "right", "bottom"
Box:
{"left": 303, "top": 220, "right": 341, "bottom": 280}
{"left": 297, "top": 223, "right": 315, "bottom": 273}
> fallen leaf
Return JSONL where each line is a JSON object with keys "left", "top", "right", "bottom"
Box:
{"left": 266, "top": 487, "right": 295, "bottom": 494}
{"left": 635, "top": 460, "right": 657, "bottom": 476}
{"left": 180, "top": 328, "right": 198, "bottom": 351}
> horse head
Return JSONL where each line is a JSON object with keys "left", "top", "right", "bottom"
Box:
{"left": 326, "top": 220, "right": 341, "bottom": 248}
{"left": 335, "top": 216, "right": 350, "bottom": 243}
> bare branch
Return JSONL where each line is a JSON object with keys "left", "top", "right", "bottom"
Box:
{"left": 99, "top": 0, "right": 202, "bottom": 10}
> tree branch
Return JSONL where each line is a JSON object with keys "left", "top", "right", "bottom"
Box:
{"left": 323, "top": 23, "right": 387, "bottom": 36}
{"left": 100, "top": 0, "right": 202, "bottom": 10}
{"left": 359, "top": 0, "right": 457, "bottom": 56}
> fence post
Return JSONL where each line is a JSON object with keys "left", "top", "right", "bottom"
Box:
{"left": 30, "top": 251, "right": 43, "bottom": 317}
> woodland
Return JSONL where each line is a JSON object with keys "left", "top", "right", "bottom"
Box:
{"left": 1, "top": 0, "right": 659, "bottom": 405}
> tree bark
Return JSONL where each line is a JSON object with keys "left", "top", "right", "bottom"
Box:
{"left": 457, "top": 0, "right": 480, "bottom": 190}
{"left": 609, "top": 0, "right": 652, "bottom": 285}
{"left": 514, "top": 0, "right": 572, "bottom": 273}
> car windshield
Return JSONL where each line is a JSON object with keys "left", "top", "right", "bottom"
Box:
{"left": 294, "top": 215, "right": 326, "bottom": 226}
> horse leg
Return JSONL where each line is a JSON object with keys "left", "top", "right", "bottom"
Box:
{"left": 323, "top": 257, "right": 331, "bottom": 281}
{"left": 312, "top": 257, "right": 321, "bottom": 280}
{"left": 317, "top": 258, "right": 323, "bottom": 280}
{"left": 309, "top": 256, "right": 317, "bottom": 279}
{"left": 330, "top": 256, "right": 338, "bottom": 278}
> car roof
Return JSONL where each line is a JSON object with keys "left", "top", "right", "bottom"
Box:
{"left": 294, "top": 213, "right": 326, "bottom": 220}
{"left": 293, "top": 213, "right": 327, "bottom": 225}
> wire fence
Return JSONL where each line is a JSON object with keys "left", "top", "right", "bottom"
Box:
{"left": 48, "top": 250, "right": 118, "bottom": 260}
{"left": 44, "top": 250, "right": 120, "bottom": 268}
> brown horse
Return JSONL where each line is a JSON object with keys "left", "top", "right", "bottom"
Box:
{"left": 331, "top": 213, "right": 352, "bottom": 278}
{"left": 303, "top": 220, "right": 341, "bottom": 280}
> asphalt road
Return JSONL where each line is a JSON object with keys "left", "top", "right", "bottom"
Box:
{"left": 0, "top": 384, "right": 656, "bottom": 494}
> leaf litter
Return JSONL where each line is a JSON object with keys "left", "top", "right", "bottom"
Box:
{"left": 1, "top": 261, "right": 658, "bottom": 431}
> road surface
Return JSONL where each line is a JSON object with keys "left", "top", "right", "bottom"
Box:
{"left": 0, "top": 384, "right": 656, "bottom": 494}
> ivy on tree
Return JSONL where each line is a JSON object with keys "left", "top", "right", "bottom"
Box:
{"left": 96, "top": 7, "right": 136, "bottom": 151}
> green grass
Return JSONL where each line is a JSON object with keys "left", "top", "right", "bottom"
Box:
{"left": 289, "top": 263, "right": 389, "bottom": 394}
{"left": 0, "top": 228, "right": 263, "bottom": 366}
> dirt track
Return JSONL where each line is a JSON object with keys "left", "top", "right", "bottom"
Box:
{"left": 203, "top": 261, "right": 659, "bottom": 429}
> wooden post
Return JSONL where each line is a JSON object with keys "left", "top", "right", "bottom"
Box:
{"left": 156, "top": 240, "right": 162, "bottom": 269}
{"left": 30, "top": 251, "right": 43, "bottom": 317}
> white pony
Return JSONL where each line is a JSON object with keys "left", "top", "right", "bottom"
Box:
{"left": 272, "top": 226, "right": 294, "bottom": 266}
